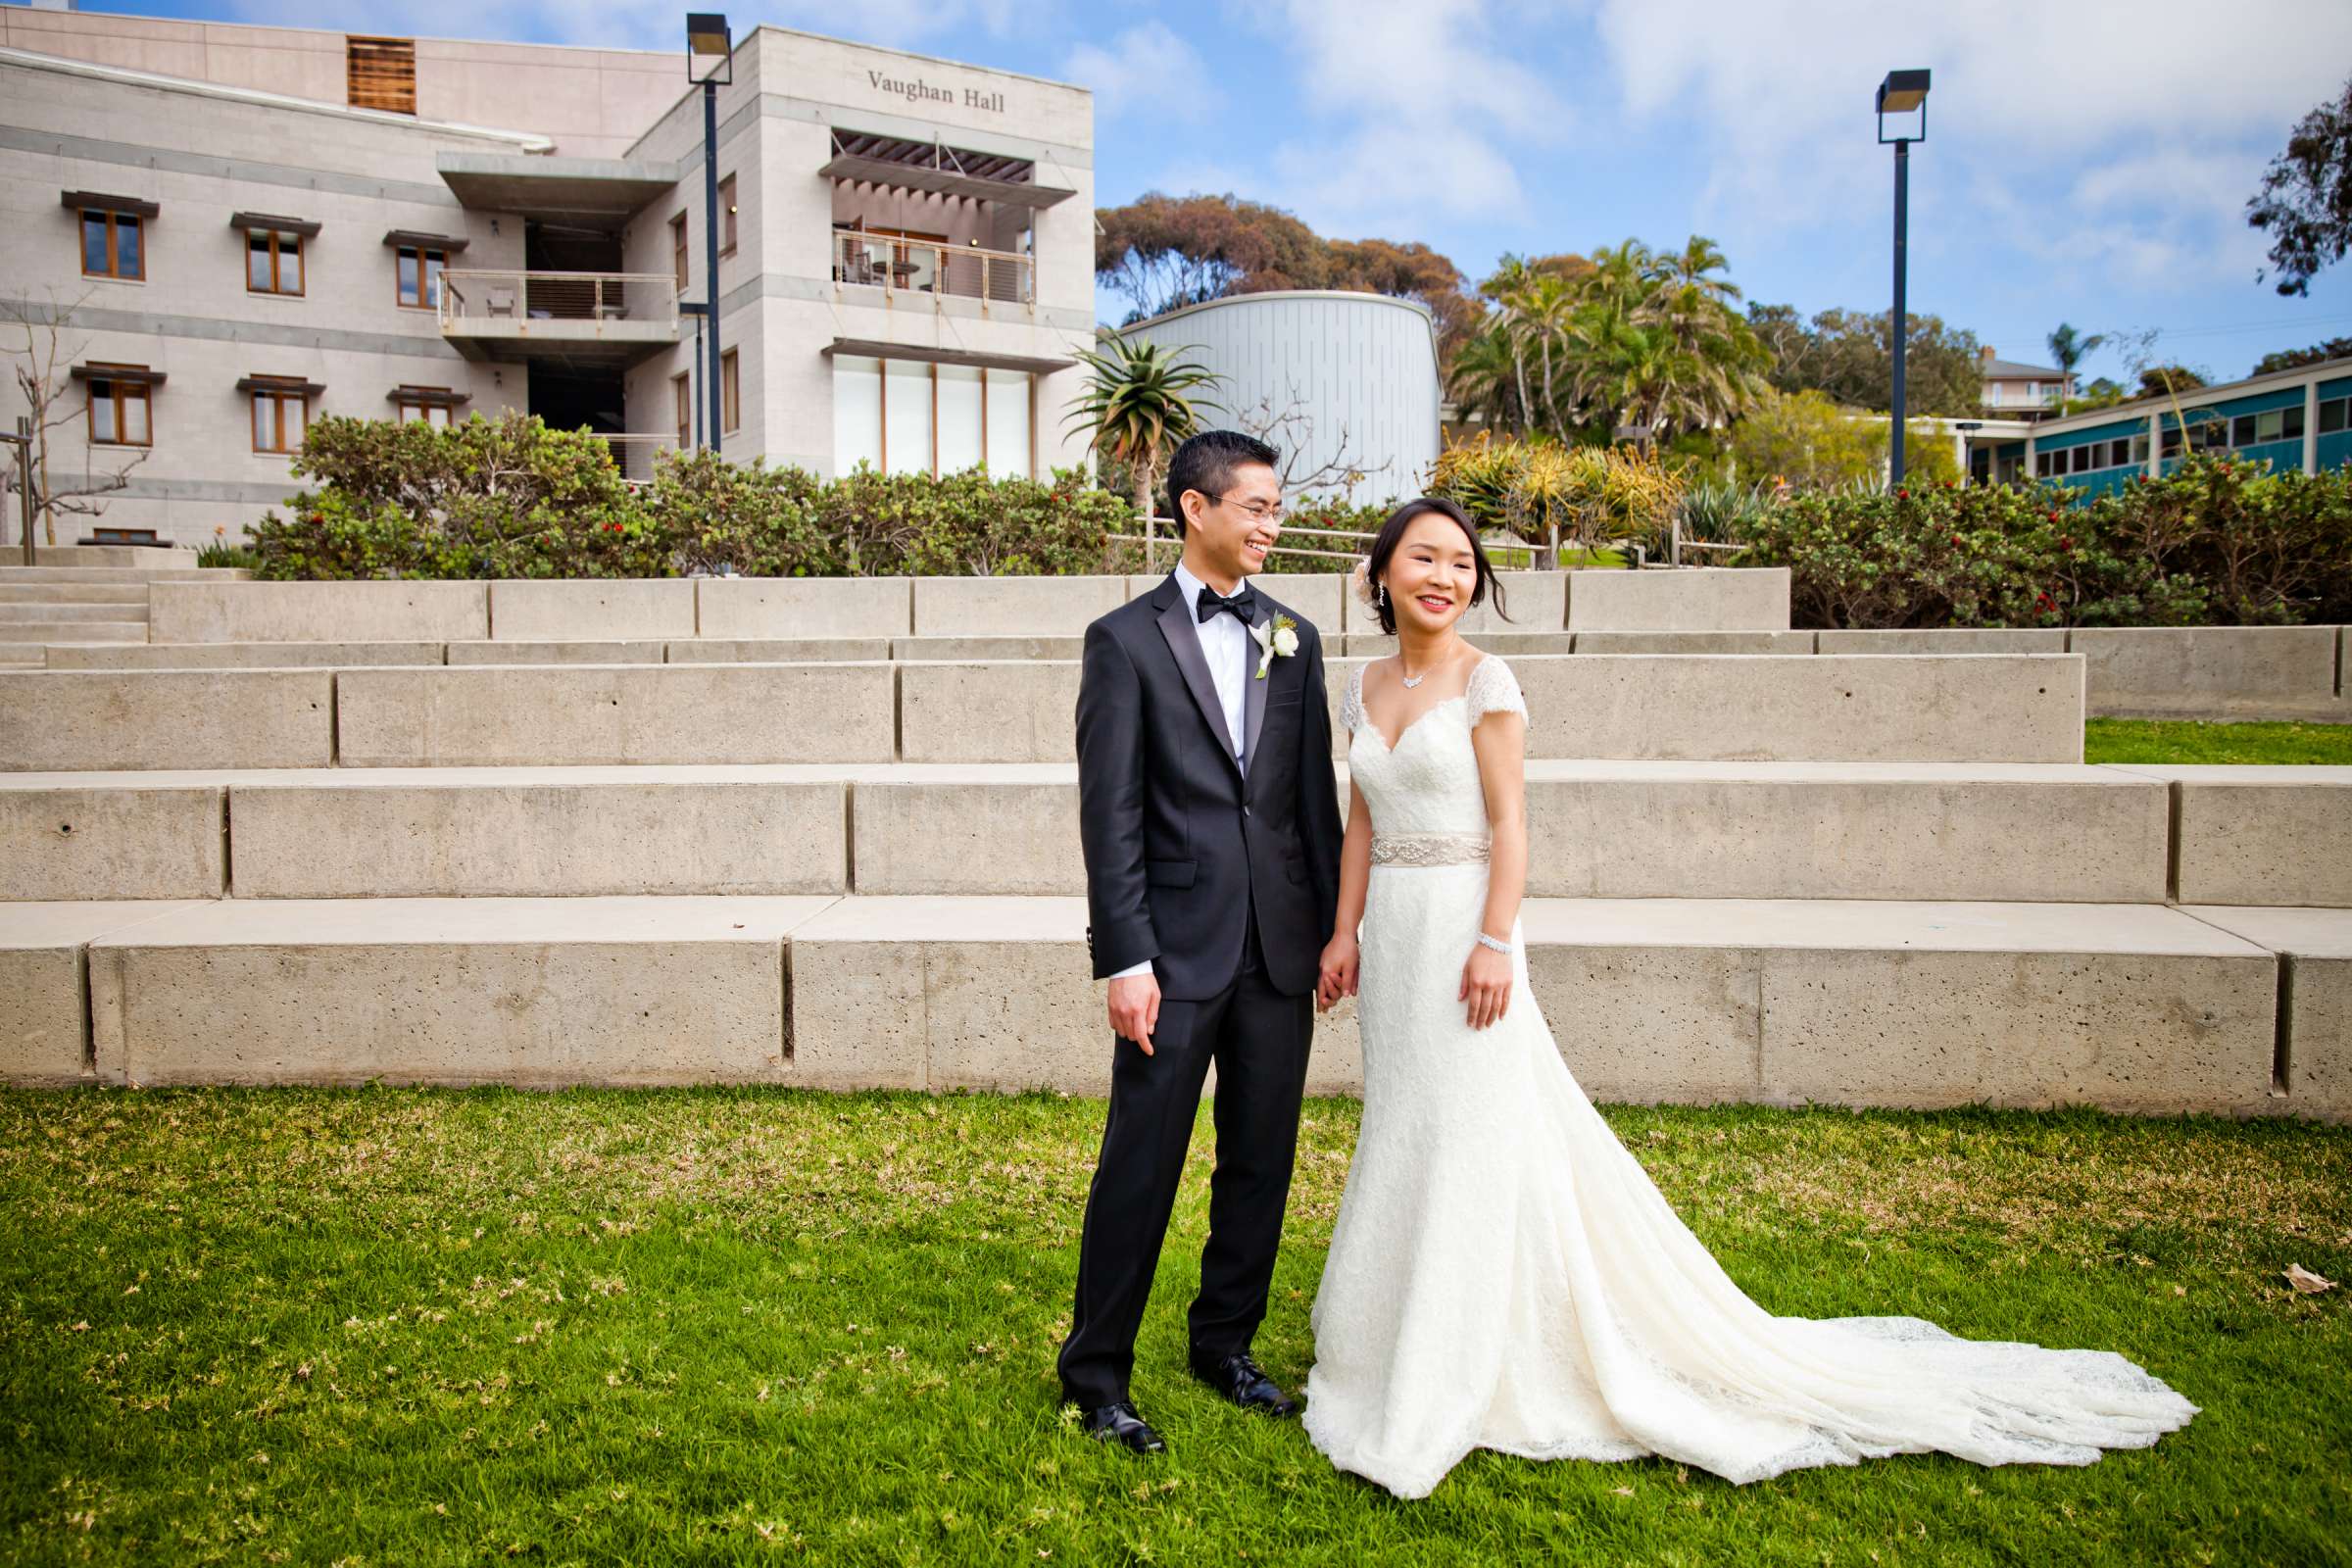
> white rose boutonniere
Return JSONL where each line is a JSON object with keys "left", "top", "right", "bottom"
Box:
{"left": 1251, "top": 612, "right": 1300, "bottom": 679}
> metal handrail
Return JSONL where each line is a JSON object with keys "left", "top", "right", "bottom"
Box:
{"left": 831, "top": 232, "right": 1033, "bottom": 305}
{"left": 438, "top": 270, "right": 680, "bottom": 328}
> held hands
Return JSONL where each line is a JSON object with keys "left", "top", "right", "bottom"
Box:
{"left": 1459, "top": 941, "right": 1512, "bottom": 1030}
{"left": 1107, "top": 972, "right": 1161, "bottom": 1055}
{"left": 1316, "top": 932, "right": 1361, "bottom": 1013}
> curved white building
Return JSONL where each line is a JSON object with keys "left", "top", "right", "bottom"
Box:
{"left": 1117, "top": 290, "right": 1440, "bottom": 507}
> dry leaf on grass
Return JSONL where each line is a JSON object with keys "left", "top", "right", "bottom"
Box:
{"left": 2283, "top": 1263, "right": 2336, "bottom": 1294}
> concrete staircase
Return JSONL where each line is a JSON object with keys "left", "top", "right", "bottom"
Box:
{"left": 0, "top": 556, "right": 250, "bottom": 656}
{"left": 1, "top": 571, "right": 2346, "bottom": 1116}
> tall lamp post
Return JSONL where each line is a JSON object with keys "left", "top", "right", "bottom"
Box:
{"left": 1876, "top": 69, "right": 1930, "bottom": 488}
{"left": 686, "top": 13, "right": 731, "bottom": 456}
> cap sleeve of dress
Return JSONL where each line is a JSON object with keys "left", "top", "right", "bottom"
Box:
{"left": 1341, "top": 662, "right": 1365, "bottom": 735}
{"left": 1467, "top": 655, "right": 1527, "bottom": 724}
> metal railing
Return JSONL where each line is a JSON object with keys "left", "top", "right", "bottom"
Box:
{"left": 438, "top": 270, "right": 680, "bottom": 329}
{"left": 832, "top": 232, "right": 1032, "bottom": 305}
{"left": 597, "top": 432, "right": 680, "bottom": 484}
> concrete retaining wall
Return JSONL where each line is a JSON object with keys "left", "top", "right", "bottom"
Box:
{"left": 489, "top": 581, "right": 695, "bottom": 642}
{"left": 697, "top": 578, "right": 912, "bottom": 640}
{"left": 2072, "top": 625, "right": 2342, "bottom": 719}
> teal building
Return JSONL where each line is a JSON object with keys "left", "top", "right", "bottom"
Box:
{"left": 1969, "top": 356, "right": 2348, "bottom": 502}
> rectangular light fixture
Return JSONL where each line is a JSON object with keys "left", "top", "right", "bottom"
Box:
{"left": 1878, "top": 69, "right": 1931, "bottom": 115}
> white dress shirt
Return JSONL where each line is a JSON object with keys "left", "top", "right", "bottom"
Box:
{"left": 1109, "top": 563, "right": 1255, "bottom": 982}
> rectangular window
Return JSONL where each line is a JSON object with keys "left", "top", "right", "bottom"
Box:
{"left": 2034, "top": 451, "right": 2050, "bottom": 477}
{"left": 721, "top": 348, "right": 740, "bottom": 433}
{"left": 936, "top": 364, "right": 984, "bottom": 474}
{"left": 2108, "top": 438, "right": 2132, "bottom": 469}
{"left": 397, "top": 394, "right": 454, "bottom": 427}
{"left": 246, "top": 228, "right": 304, "bottom": 296}
{"left": 396, "top": 245, "right": 445, "bottom": 309}
{"left": 250, "top": 383, "right": 309, "bottom": 454}
{"left": 2322, "top": 398, "right": 2348, "bottom": 435}
{"left": 984, "top": 368, "right": 1032, "bottom": 479}
{"left": 2230, "top": 414, "right": 2256, "bottom": 447}
{"left": 2071, "top": 445, "right": 2092, "bottom": 474}
{"left": 2161, "top": 427, "right": 2182, "bottom": 459}
{"left": 2132, "top": 433, "right": 2150, "bottom": 464}
{"left": 2282, "top": 404, "right": 2306, "bottom": 441}
{"left": 87, "top": 367, "right": 151, "bottom": 447}
{"left": 80, "top": 209, "right": 143, "bottom": 280}
{"left": 884, "top": 360, "right": 933, "bottom": 476}
{"left": 348, "top": 36, "right": 416, "bottom": 115}
{"left": 673, "top": 371, "right": 691, "bottom": 446}
{"left": 718, "top": 174, "right": 738, "bottom": 256}
{"left": 833, "top": 355, "right": 882, "bottom": 473}
{"left": 670, "top": 214, "right": 689, "bottom": 293}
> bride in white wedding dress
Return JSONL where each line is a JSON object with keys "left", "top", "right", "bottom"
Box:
{"left": 1301, "top": 499, "right": 2197, "bottom": 1500}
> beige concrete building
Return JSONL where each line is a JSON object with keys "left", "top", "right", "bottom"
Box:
{"left": 0, "top": 9, "right": 1096, "bottom": 546}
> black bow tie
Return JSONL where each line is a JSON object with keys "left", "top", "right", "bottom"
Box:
{"left": 1196, "top": 584, "right": 1258, "bottom": 625}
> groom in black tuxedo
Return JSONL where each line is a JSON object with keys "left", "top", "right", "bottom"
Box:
{"left": 1056, "top": 430, "right": 1346, "bottom": 1454}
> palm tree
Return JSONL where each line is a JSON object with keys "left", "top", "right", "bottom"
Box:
{"left": 2045, "top": 322, "right": 2106, "bottom": 416}
{"left": 1064, "top": 337, "right": 1223, "bottom": 518}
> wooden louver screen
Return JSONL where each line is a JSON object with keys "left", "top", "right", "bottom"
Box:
{"left": 347, "top": 36, "right": 416, "bottom": 115}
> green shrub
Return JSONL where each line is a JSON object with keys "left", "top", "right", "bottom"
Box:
{"left": 1735, "top": 455, "right": 2352, "bottom": 629}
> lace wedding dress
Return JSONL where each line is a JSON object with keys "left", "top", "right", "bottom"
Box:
{"left": 1301, "top": 655, "right": 2197, "bottom": 1499}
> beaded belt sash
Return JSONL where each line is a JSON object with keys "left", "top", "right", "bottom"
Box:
{"left": 1369, "top": 833, "right": 1493, "bottom": 868}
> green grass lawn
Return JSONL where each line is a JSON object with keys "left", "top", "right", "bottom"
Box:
{"left": 4, "top": 1091, "right": 2347, "bottom": 1566}
{"left": 2085, "top": 718, "right": 2352, "bottom": 764}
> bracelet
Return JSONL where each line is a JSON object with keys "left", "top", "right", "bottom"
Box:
{"left": 1475, "top": 932, "right": 1512, "bottom": 956}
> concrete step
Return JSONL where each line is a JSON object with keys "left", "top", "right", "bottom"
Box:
{"left": 0, "top": 566, "right": 243, "bottom": 584}
{"left": 46, "top": 642, "right": 446, "bottom": 669}
{"left": 0, "top": 584, "right": 154, "bottom": 606}
{"left": 0, "top": 602, "right": 149, "bottom": 622}
{"left": 0, "top": 653, "right": 2089, "bottom": 772}
{"left": 17, "top": 760, "right": 2344, "bottom": 910}
{"left": 0, "top": 621, "right": 148, "bottom": 644}
{"left": 29, "top": 547, "right": 199, "bottom": 569}
{"left": 9, "top": 894, "right": 2332, "bottom": 1118}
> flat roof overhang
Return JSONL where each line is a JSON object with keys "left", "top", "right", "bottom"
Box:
{"left": 437, "top": 154, "right": 681, "bottom": 229}
{"left": 821, "top": 131, "right": 1073, "bottom": 211}
{"left": 824, "top": 338, "right": 1075, "bottom": 375}
{"left": 442, "top": 318, "right": 680, "bottom": 369}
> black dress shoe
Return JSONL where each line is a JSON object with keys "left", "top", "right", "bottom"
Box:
{"left": 1189, "top": 1350, "right": 1301, "bottom": 1418}
{"left": 1075, "top": 1400, "right": 1167, "bottom": 1454}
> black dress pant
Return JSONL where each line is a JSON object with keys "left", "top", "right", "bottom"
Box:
{"left": 1056, "top": 920, "right": 1316, "bottom": 1408}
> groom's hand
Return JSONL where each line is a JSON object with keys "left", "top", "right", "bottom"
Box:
{"left": 1107, "top": 973, "right": 1161, "bottom": 1054}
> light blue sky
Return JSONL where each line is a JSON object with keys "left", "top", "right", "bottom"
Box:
{"left": 60, "top": 0, "right": 2352, "bottom": 383}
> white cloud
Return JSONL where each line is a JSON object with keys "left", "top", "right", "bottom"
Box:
{"left": 1064, "top": 22, "right": 1220, "bottom": 123}
{"left": 1214, "top": 0, "right": 1573, "bottom": 237}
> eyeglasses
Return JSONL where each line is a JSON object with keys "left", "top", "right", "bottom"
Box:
{"left": 1213, "top": 493, "right": 1284, "bottom": 525}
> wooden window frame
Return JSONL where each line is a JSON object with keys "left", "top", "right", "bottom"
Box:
{"left": 250, "top": 382, "right": 310, "bottom": 455}
{"left": 673, "top": 370, "right": 692, "bottom": 446}
{"left": 395, "top": 388, "right": 458, "bottom": 427}
{"left": 395, "top": 244, "right": 446, "bottom": 310}
{"left": 721, "top": 349, "right": 741, "bottom": 434}
{"left": 80, "top": 209, "right": 144, "bottom": 281}
{"left": 87, "top": 365, "right": 152, "bottom": 448}
{"left": 246, "top": 227, "right": 305, "bottom": 297}
{"left": 717, "top": 174, "right": 738, "bottom": 257}
{"left": 670, "top": 213, "right": 690, "bottom": 293}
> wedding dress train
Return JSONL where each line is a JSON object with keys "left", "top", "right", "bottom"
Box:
{"left": 1300, "top": 656, "right": 2197, "bottom": 1499}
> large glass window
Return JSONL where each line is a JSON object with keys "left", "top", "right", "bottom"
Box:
{"left": 2322, "top": 398, "right": 2348, "bottom": 435}
{"left": 80, "top": 210, "right": 143, "bottom": 280}
{"left": 247, "top": 228, "right": 304, "bottom": 296}
{"left": 832, "top": 358, "right": 1031, "bottom": 477}
{"left": 87, "top": 367, "right": 151, "bottom": 446}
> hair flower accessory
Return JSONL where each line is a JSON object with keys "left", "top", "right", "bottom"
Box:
{"left": 1350, "top": 558, "right": 1378, "bottom": 610}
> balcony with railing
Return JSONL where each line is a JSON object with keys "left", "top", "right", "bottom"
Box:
{"left": 437, "top": 270, "right": 680, "bottom": 365}
{"left": 832, "top": 232, "right": 1033, "bottom": 306}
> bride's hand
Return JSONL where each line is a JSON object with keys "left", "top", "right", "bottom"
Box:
{"left": 1317, "top": 933, "right": 1359, "bottom": 1013}
{"left": 1460, "top": 943, "right": 1511, "bottom": 1030}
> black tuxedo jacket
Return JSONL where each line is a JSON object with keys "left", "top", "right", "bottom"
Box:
{"left": 1076, "top": 572, "right": 1345, "bottom": 1001}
